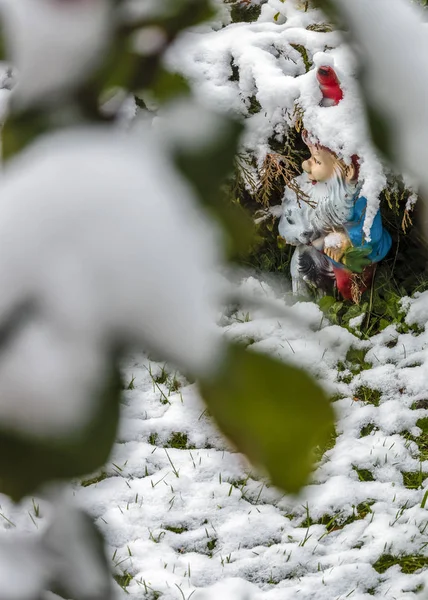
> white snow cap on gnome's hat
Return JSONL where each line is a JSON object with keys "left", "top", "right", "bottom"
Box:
{"left": 313, "top": 52, "right": 335, "bottom": 69}
{"left": 0, "top": 0, "right": 112, "bottom": 107}
{"left": 298, "top": 50, "right": 387, "bottom": 241}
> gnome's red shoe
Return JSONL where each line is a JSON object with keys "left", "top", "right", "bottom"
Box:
{"left": 332, "top": 265, "right": 375, "bottom": 302}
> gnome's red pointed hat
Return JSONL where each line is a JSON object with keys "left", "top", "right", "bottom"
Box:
{"left": 302, "top": 60, "right": 360, "bottom": 180}
{"left": 316, "top": 65, "right": 343, "bottom": 106}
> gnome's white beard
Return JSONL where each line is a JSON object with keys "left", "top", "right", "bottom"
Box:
{"left": 279, "top": 169, "right": 359, "bottom": 246}
{"left": 301, "top": 169, "right": 358, "bottom": 233}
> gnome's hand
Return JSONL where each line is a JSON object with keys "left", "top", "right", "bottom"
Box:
{"left": 323, "top": 232, "right": 351, "bottom": 263}
{"left": 325, "top": 247, "right": 345, "bottom": 262}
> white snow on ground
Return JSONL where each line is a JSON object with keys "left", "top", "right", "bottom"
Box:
{"left": 2, "top": 277, "right": 427, "bottom": 599}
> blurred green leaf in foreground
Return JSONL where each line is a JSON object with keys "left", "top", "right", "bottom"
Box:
{"left": 200, "top": 344, "right": 335, "bottom": 494}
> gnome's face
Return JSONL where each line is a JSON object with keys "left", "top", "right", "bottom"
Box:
{"left": 302, "top": 146, "right": 338, "bottom": 184}
{"left": 302, "top": 144, "right": 356, "bottom": 185}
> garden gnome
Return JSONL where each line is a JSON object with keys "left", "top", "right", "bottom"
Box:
{"left": 279, "top": 65, "right": 392, "bottom": 302}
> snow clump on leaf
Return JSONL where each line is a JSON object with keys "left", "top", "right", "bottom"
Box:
{"left": 0, "top": 126, "right": 223, "bottom": 439}
{"left": 0, "top": 0, "right": 112, "bottom": 107}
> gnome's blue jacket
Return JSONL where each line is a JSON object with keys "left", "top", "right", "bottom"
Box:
{"left": 345, "top": 195, "right": 392, "bottom": 263}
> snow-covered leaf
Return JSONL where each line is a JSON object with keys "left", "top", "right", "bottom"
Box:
{"left": 100, "top": 0, "right": 215, "bottom": 95}
{"left": 0, "top": 125, "right": 224, "bottom": 498}
{"left": 0, "top": 364, "right": 121, "bottom": 501}
{"left": 43, "top": 503, "right": 113, "bottom": 600}
{"left": 0, "top": 537, "right": 46, "bottom": 600}
{"left": 150, "top": 69, "right": 191, "bottom": 104}
{"left": 199, "top": 343, "right": 335, "bottom": 494}
{"left": 159, "top": 101, "right": 254, "bottom": 257}
{"left": 0, "top": 0, "right": 112, "bottom": 108}
{"left": 2, "top": 111, "right": 50, "bottom": 159}
{"left": 173, "top": 111, "right": 242, "bottom": 206}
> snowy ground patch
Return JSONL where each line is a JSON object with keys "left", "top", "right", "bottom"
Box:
{"left": 1, "top": 278, "right": 428, "bottom": 599}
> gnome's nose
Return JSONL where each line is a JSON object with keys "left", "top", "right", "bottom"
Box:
{"left": 302, "top": 159, "right": 311, "bottom": 173}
